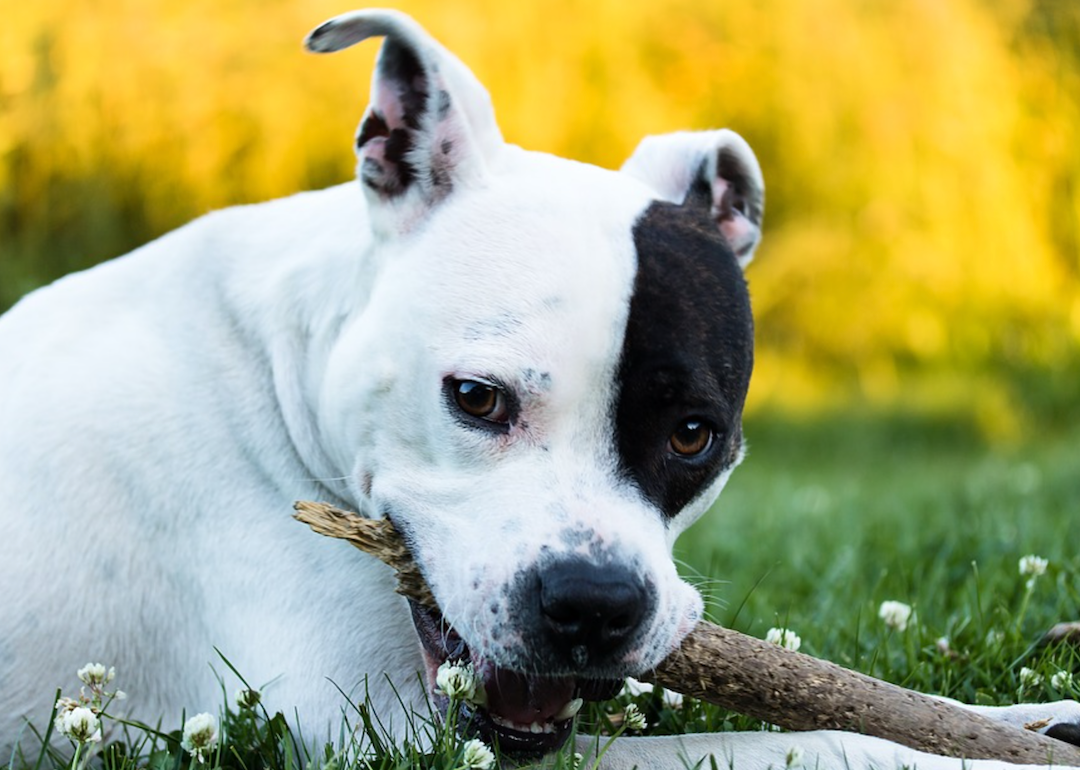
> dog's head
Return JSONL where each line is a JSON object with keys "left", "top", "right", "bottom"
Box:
{"left": 307, "top": 10, "right": 763, "bottom": 755}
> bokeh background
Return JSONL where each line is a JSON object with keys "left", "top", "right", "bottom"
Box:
{"left": 3, "top": 0, "right": 1079, "bottom": 440}
{"left": 2, "top": 0, "right": 1079, "bottom": 685}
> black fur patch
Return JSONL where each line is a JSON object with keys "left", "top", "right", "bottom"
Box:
{"left": 1047, "top": 723, "right": 1080, "bottom": 747}
{"left": 614, "top": 196, "right": 753, "bottom": 518}
{"left": 356, "top": 110, "right": 389, "bottom": 150}
{"left": 379, "top": 39, "right": 427, "bottom": 130}
{"left": 383, "top": 127, "right": 416, "bottom": 189}
{"left": 354, "top": 37, "right": 434, "bottom": 197}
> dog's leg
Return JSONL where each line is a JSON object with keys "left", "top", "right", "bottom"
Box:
{"left": 578, "top": 730, "right": 1080, "bottom": 770}
{"left": 939, "top": 698, "right": 1080, "bottom": 746}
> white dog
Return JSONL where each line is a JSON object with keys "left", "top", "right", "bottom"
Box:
{"left": 1, "top": 9, "right": 1078, "bottom": 769}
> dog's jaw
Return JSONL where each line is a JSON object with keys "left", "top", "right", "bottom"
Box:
{"left": 408, "top": 600, "right": 622, "bottom": 756}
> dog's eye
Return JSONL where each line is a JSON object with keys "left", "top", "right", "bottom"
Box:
{"left": 452, "top": 380, "right": 509, "bottom": 423}
{"left": 669, "top": 419, "right": 713, "bottom": 457}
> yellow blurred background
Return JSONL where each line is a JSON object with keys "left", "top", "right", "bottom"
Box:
{"left": 2, "top": 0, "right": 1078, "bottom": 437}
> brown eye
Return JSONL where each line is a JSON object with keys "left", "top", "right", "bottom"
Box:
{"left": 669, "top": 420, "right": 713, "bottom": 457}
{"left": 453, "top": 380, "right": 509, "bottom": 423}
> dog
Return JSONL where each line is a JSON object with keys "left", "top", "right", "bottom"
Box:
{"left": 1, "top": 9, "right": 1078, "bottom": 769}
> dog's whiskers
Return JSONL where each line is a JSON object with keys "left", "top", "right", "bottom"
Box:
{"left": 306, "top": 474, "right": 353, "bottom": 484}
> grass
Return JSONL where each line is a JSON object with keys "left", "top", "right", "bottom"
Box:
{"left": 7, "top": 410, "right": 1079, "bottom": 770}
{"left": 679, "top": 409, "right": 1080, "bottom": 700}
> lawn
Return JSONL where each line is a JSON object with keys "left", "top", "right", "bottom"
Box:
{"left": 678, "top": 409, "right": 1079, "bottom": 703}
{"left": 13, "top": 410, "right": 1079, "bottom": 770}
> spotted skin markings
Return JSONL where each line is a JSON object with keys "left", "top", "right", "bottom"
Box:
{"left": 436, "top": 89, "right": 452, "bottom": 119}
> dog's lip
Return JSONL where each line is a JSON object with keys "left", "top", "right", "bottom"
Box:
{"left": 476, "top": 659, "right": 576, "bottom": 725}
{"left": 454, "top": 697, "right": 574, "bottom": 757}
{"left": 408, "top": 600, "right": 622, "bottom": 756}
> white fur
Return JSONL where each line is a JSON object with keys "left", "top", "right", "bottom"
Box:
{"left": 1, "top": 10, "right": 1076, "bottom": 769}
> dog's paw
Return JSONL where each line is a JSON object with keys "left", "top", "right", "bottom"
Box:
{"left": 1046, "top": 720, "right": 1080, "bottom": 747}
{"left": 1005, "top": 700, "right": 1080, "bottom": 746}
{"left": 1033, "top": 699, "right": 1080, "bottom": 741}
{"left": 967, "top": 698, "right": 1080, "bottom": 746}
{"left": 1034, "top": 700, "right": 1080, "bottom": 747}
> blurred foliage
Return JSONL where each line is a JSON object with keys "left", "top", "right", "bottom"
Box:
{"left": 1, "top": 0, "right": 1078, "bottom": 436}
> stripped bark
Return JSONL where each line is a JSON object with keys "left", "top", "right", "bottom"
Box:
{"left": 293, "top": 500, "right": 1080, "bottom": 766}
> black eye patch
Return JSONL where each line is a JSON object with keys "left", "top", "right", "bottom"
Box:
{"left": 613, "top": 199, "right": 754, "bottom": 517}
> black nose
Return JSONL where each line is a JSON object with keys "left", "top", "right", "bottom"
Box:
{"left": 538, "top": 560, "right": 649, "bottom": 668}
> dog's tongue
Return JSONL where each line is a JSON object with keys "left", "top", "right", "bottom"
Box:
{"left": 480, "top": 663, "right": 576, "bottom": 725}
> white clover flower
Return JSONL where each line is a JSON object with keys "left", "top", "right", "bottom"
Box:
{"left": 785, "top": 744, "right": 805, "bottom": 769}
{"left": 54, "top": 696, "right": 79, "bottom": 714}
{"left": 878, "top": 601, "right": 913, "bottom": 632}
{"left": 620, "top": 678, "right": 682, "bottom": 709}
{"left": 985, "top": 629, "right": 1005, "bottom": 648}
{"left": 935, "top": 637, "right": 951, "bottom": 655}
{"left": 658, "top": 689, "right": 684, "bottom": 710}
{"left": 436, "top": 660, "right": 485, "bottom": 705}
{"left": 766, "top": 627, "right": 802, "bottom": 652}
{"left": 621, "top": 678, "right": 654, "bottom": 697}
{"left": 53, "top": 698, "right": 79, "bottom": 735}
{"left": 1019, "top": 555, "right": 1048, "bottom": 578}
{"left": 59, "top": 707, "right": 102, "bottom": 744}
{"left": 460, "top": 738, "right": 496, "bottom": 770}
{"left": 234, "top": 687, "right": 261, "bottom": 710}
{"left": 622, "top": 702, "right": 647, "bottom": 732}
{"left": 181, "top": 713, "right": 220, "bottom": 763}
{"left": 1051, "top": 671, "right": 1075, "bottom": 692}
{"left": 77, "top": 663, "right": 115, "bottom": 687}
{"left": 1019, "top": 667, "right": 1043, "bottom": 688}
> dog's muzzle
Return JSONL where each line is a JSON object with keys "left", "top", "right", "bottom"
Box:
{"left": 409, "top": 559, "right": 653, "bottom": 756}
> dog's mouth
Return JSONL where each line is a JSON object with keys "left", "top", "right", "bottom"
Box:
{"left": 409, "top": 600, "right": 623, "bottom": 756}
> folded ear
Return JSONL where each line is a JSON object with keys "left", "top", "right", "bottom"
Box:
{"left": 621, "top": 130, "right": 764, "bottom": 268}
{"left": 306, "top": 10, "right": 503, "bottom": 234}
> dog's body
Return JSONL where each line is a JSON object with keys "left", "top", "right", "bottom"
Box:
{"left": 1, "top": 10, "right": 1078, "bottom": 769}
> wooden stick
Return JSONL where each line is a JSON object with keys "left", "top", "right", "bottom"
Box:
{"left": 293, "top": 500, "right": 1080, "bottom": 766}
{"left": 640, "top": 624, "right": 1080, "bottom": 765}
{"left": 294, "top": 500, "right": 435, "bottom": 608}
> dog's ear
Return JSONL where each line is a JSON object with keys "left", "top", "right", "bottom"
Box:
{"left": 621, "top": 130, "right": 764, "bottom": 268}
{"left": 305, "top": 10, "right": 502, "bottom": 234}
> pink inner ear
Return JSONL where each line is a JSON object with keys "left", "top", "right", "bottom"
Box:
{"left": 363, "top": 135, "right": 390, "bottom": 166}
{"left": 371, "top": 81, "right": 407, "bottom": 129}
{"left": 711, "top": 178, "right": 758, "bottom": 258}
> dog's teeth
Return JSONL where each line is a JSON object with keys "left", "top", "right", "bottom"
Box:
{"left": 490, "top": 712, "right": 557, "bottom": 734}
{"left": 555, "top": 697, "right": 583, "bottom": 720}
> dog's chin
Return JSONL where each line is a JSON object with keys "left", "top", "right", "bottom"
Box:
{"left": 409, "top": 601, "right": 623, "bottom": 757}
